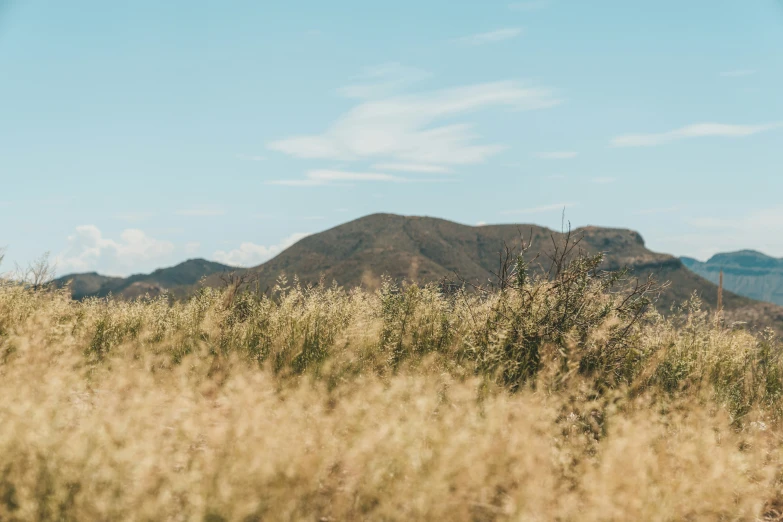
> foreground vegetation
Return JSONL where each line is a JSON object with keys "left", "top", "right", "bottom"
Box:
{"left": 3, "top": 250, "right": 783, "bottom": 520}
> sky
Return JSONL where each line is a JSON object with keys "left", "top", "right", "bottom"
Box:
{"left": 1, "top": 0, "right": 782, "bottom": 276}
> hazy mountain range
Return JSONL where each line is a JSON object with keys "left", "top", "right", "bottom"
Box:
{"left": 54, "top": 258, "right": 232, "bottom": 300}
{"left": 54, "top": 213, "right": 783, "bottom": 330}
{"left": 681, "top": 251, "right": 783, "bottom": 307}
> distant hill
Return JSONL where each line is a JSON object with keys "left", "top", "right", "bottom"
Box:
{"left": 54, "top": 258, "right": 234, "bottom": 300}
{"left": 195, "top": 213, "right": 782, "bottom": 329}
{"left": 56, "top": 214, "right": 783, "bottom": 332}
{"left": 682, "top": 250, "right": 783, "bottom": 306}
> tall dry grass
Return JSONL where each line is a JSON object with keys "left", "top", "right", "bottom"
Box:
{"left": 2, "top": 259, "right": 783, "bottom": 520}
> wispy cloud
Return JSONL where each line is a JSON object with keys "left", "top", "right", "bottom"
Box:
{"left": 338, "top": 62, "right": 431, "bottom": 100}
{"left": 509, "top": 1, "right": 551, "bottom": 10}
{"left": 269, "top": 80, "right": 561, "bottom": 167}
{"left": 56, "top": 226, "right": 175, "bottom": 276}
{"left": 236, "top": 153, "right": 266, "bottom": 161}
{"left": 659, "top": 207, "right": 783, "bottom": 259}
{"left": 212, "top": 232, "right": 310, "bottom": 267}
{"left": 500, "top": 202, "right": 575, "bottom": 215}
{"left": 267, "top": 169, "right": 408, "bottom": 187}
{"left": 719, "top": 69, "right": 756, "bottom": 78}
{"left": 455, "top": 28, "right": 523, "bottom": 46}
{"left": 371, "top": 163, "right": 452, "bottom": 173}
{"left": 610, "top": 122, "right": 783, "bottom": 147}
{"left": 174, "top": 206, "right": 226, "bottom": 217}
{"left": 535, "top": 151, "right": 577, "bottom": 160}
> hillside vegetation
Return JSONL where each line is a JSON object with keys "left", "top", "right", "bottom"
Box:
{"left": 54, "top": 259, "right": 233, "bottom": 300}
{"left": 55, "top": 214, "right": 783, "bottom": 332}
{"left": 683, "top": 250, "right": 783, "bottom": 306}
{"left": 4, "top": 247, "right": 783, "bottom": 520}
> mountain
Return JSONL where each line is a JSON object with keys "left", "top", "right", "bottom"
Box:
{"left": 195, "top": 213, "right": 782, "bottom": 328}
{"left": 57, "top": 214, "right": 783, "bottom": 331}
{"left": 55, "top": 272, "right": 124, "bottom": 300}
{"left": 55, "top": 258, "right": 234, "bottom": 300}
{"left": 682, "top": 250, "right": 783, "bottom": 306}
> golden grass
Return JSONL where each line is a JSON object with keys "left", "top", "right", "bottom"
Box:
{"left": 1, "top": 276, "right": 783, "bottom": 520}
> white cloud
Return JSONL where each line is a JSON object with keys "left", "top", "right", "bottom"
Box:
{"left": 268, "top": 81, "right": 561, "bottom": 168}
{"left": 212, "top": 232, "right": 310, "bottom": 267}
{"left": 655, "top": 207, "right": 783, "bottom": 260}
{"left": 56, "top": 225, "right": 175, "bottom": 276}
{"left": 720, "top": 69, "right": 756, "bottom": 78}
{"left": 371, "top": 163, "right": 452, "bottom": 173}
{"left": 611, "top": 122, "right": 782, "bottom": 147}
{"left": 535, "top": 151, "right": 577, "bottom": 159}
{"left": 267, "top": 169, "right": 408, "bottom": 187}
{"left": 591, "top": 177, "right": 615, "bottom": 184}
{"left": 455, "top": 28, "right": 523, "bottom": 46}
{"left": 175, "top": 206, "right": 226, "bottom": 217}
{"left": 338, "top": 62, "right": 431, "bottom": 100}
{"left": 476, "top": 221, "right": 488, "bottom": 226}
{"left": 509, "top": 1, "right": 551, "bottom": 10}
{"left": 500, "top": 202, "right": 575, "bottom": 215}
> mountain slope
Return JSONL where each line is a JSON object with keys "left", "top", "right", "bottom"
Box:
{"left": 57, "top": 214, "right": 783, "bottom": 331}
{"left": 55, "top": 258, "right": 234, "bottom": 300}
{"left": 682, "top": 250, "right": 783, "bottom": 306}
{"left": 53, "top": 272, "right": 124, "bottom": 300}
{"left": 206, "top": 213, "right": 780, "bottom": 326}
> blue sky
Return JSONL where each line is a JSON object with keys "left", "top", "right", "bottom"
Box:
{"left": 1, "top": 0, "right": 782, "bottom": 276}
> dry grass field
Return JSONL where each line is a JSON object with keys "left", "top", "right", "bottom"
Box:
{"left": 3, "top": 252, "right": 783, "bottom": 521}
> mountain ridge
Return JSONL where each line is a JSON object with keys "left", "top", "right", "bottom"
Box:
{"left": 54, "top": 258, "right": 234, "bottom": 300}
{"left": 681, "top": 250, "right": 783, "bottom": 306}
{"left": 204, "top": 213, "right": 781, "bottom": 326}
{"left": 55, "top": 213, "right": 783, "bottom": 331}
